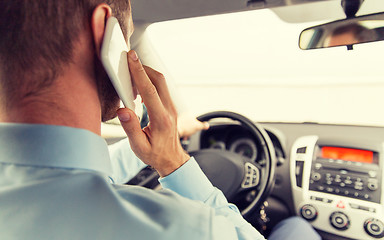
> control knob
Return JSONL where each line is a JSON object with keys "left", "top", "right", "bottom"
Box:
{"left": 300, "top": 204, "right": 318, "bottom": 221}
{"left": 367, "top": 179, "right": 379, "bottom": 191}
{"left": 330, "top": 212, "right": 350, "bottom": 230}
{"left": 364, "top": 218, "right": 384, "bottom": 238}
{"left": 311, "top": 172, "right": 321, "bottom": 181}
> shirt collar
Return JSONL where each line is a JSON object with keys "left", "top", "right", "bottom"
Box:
{"left": 0, "top": 123, "right": 113, "bottom": 177}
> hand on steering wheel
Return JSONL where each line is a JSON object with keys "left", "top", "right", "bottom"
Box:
{"left": 191, "top": 111, "right": 276, "bottom": 217}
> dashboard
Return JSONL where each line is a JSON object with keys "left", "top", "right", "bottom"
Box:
{"left": 187, "top": 122, "right": 384, "bottom": 240}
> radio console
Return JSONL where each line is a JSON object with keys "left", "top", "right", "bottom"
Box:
{"left": 309, "top": 146, "right": 380, "bottom": 203}
{"left": 291, "top": 136, "right": 384, "bottom": 240}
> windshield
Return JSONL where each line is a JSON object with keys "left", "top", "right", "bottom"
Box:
{"left": 146, "top": 8, "right": 384, "bottom": 127}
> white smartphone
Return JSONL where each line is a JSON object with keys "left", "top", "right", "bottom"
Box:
{"left": 101, "top": 17, "right": 141, "bottom": 115}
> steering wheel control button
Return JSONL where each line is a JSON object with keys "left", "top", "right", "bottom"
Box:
{"left": 242, "top": 163, "right": 260, "bottom": 188}
{"left": 364, "top": 219, "right": 384, "bottom": 238}
{"left": 330, "top": 212, "right": 350, "bottom": 230}
{"left": 300, "top": 204, "right": 318, "bottom": 221}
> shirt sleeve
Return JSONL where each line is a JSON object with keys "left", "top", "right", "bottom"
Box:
{"left": 159, "top": 157, "right": 266, "bottom": 240}
{"left": 108, "top": 138, "right": 147, "bottom": 184}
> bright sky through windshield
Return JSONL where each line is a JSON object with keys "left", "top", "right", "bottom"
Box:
{"left": 147, "top": 9, "right": 384, "bottom": 126}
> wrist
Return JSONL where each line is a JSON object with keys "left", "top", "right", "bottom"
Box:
{"left": 156, "top": 152, "right": 190, "bottom": 177}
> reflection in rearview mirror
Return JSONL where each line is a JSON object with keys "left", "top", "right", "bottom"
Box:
{"left": 299, "top": 12, "right": 384, "bottom": 50}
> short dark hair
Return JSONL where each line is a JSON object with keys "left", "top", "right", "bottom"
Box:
{"left": 0, "top": 0, "right": 130, "bottom": 107}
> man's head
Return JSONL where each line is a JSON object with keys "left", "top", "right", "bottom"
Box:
{"left": 326, "top": 23, "right": 375, "bottom": 48}
{"left": 0, "top": 0, "right": 131, "bottom": 122}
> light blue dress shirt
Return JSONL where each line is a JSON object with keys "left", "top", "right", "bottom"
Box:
{"left": 0, "top": 123, "right": 265, "bottom": 240}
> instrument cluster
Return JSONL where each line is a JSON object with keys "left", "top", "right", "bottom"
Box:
{"left": 200, "top": 124, "right": 284, "bottom": 166}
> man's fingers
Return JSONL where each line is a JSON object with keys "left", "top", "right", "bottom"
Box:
{"left": 117, "top": 108, "right": 149, "bottom": 153}
{"left": 202, "top": 121, "right": 210, "bottom": 130}
{"left": 143, "top": 66, "right": 177, "bottom": 116}
{"left": 127, "top": 50, "right": 165, "bottom": 121}
{"left": 177, "top": 114, "right": 210, "bottom": 138}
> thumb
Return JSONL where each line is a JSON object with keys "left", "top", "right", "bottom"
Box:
{"left": 202, "top": 121, "right": 210, "bottom": 130}
{"left": 117, "top": 108, "right": 148, "bottom": 147}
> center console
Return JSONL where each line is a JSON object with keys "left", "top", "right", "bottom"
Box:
{"left": 291, "top": 136, "right": 384, "bottom": 240}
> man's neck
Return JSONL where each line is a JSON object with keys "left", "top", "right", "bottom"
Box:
{"left": 0, "top": 69, "right": 102, "bottom": 135}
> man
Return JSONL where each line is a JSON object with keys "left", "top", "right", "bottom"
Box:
{"left": 325, "top": 23, "right": 376, "bottom": 48}
{"left": 0, "top": 1, "right": 320, "bottom": 239}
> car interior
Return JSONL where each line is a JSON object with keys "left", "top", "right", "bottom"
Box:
{"left": 102, "top": 0, "right": 384, "bottom": 239}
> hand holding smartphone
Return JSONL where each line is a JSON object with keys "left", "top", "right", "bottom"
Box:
{"left": 101, "top": 17, "right": 142, "bottom": 118}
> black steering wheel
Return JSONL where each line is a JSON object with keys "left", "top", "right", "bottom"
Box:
{"left": 190, "top": 111, "right": 276, "bottom": 217}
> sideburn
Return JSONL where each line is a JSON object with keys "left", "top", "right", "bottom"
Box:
{"left": 93, "top": 53, "right": 121, "bottom": 122}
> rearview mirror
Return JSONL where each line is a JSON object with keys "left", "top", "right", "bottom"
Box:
{"left": 299, "top": 12, "right": 384, "bottom": 50}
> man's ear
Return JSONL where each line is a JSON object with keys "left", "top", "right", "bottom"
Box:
{"left": 91, "top": 4, "right": 112, "bottom": 57}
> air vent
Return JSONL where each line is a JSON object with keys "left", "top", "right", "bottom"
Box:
{"left": 296, "top": 147, "right": 307, "bottom": 154}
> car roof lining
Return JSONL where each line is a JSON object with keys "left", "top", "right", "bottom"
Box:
{"left": 131, "top": 0, "right": 335, "bottom": 24}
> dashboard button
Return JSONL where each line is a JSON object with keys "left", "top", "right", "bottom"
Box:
{"left": 369, "top": 171, "right": 377, "bottom": 178}
{"left": 368, "top": 180, "right": 379, "bottom": 191}
{"left": 344, "top": 179, "right": 353, "bottom": 185}
{"left": 300, "top": 204, "right": 318, "bottom": 221}
{"left": 336, "top": 201, "right": 345, "bottom": 209}
{"left": 330, "top": 212, "right": 350, "bottom": 230}
{"left": 349, "top": 203, "right": 359, "bottom": 209}
{"left": 369, "top": 207, "right": 376, "bottom": 213}
{"left": 364, "top": 219, "right": 384, "bottom": 238}
{"left": 317, "top": 186, "right": 325, "bottom": 191}
{"left": 354, "top": 185, "right": 363, "bottom": 190}
{"left": 314, "top": 163, "right": 322, "bottom": 170}
{"left": 371, "top": 223, "right": 380, "bottom": 232}
{"left": 349, "top": 203, "right": 377, "bottom": 213}
{"left": 311, "top": 172, "right": 321, "bottom": 181}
